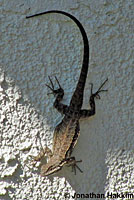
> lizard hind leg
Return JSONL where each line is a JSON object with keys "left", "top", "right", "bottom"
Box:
{"left": 90, "top": 78, "right": 108, "bottom": 99}
{"left": 46, "top": 76, "right": 69, "bottom": 114}
{"left": 66, "top": 156, "right": 83, "bottom": 174}
{"left": 46, "top": 76, "right": 64, "bottom": 97}
{"left": 79, "top": 78, "right": 108, "bottom": 119}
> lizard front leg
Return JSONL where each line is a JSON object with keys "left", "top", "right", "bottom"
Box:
{"left": 34, "top": 146, "right": 53, "bottom": 162}
{"left": 65, "top": 156, "right": 83, "bottom": 174}
{"left": 29, "top": 146, "right": 53, "bottom": 168}
{"left": 46, "top": 76, "right": 69, "bottom": 114}
{"left": 27, "top": 146, "right": 53, "bottom": 169}
{"left": 80, "top": 78, "right": 108, "bottom": 118}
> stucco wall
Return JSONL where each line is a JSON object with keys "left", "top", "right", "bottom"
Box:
{"left": 0, "top": 0, "right": 134, "bottom": 199}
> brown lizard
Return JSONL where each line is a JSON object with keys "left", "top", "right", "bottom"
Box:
{"left": 26, "top": 10, "right": 108, "bottom": 176}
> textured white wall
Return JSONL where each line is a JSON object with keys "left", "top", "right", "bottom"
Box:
{"left": 0, "top": 0, "right": 134, "bottom": 199}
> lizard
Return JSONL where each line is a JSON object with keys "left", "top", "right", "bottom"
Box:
{"left": 26, "top": 10, "right": 108, "bottom": 176}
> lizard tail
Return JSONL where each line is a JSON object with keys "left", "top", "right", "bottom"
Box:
{"left": 26, "top": 10, "right": 89, "bottom": 110}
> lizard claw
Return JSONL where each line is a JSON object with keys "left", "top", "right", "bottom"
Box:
{"left": 67, "top": 157, "right": 83, "bottom": 175}
{"left": 45, "top": 76, "right": 55, "bottom": 93}
{"left": 71, "top": 160, "right": 83, "bottom": 175}
{"left": 46, "top": 76, "right": 64, "bottom": 96}
{"left": 26, "top": 148, "right": 49, "bottom": 169}
{"left": 28, "top": 155, "right": 39, "bottom": 167}
{"left": 90, "top": 78, "right": 108, "bottom": 99}
{"left": 24, "top": 155, "right": 39, "bottom": 171}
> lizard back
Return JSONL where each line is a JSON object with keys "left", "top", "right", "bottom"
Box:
{"left": 52, "top": 116, "right": 79, "bottom": 159}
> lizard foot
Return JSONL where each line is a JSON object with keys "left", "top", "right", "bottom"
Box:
{"left": 90, "top": 78, "right": 108, "bottom": 99}
{"left": 26, "top": 147, "right": 52, "bottom": 169}
{"left": 66, "top": 156, "right": 83, "bottom": 175}
{"left": 46, "top": 76, "right": 64, "bottom": 97}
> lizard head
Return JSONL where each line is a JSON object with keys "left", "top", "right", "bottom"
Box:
{"left": 40, "top": 161, "right": 63, "bottom": 176}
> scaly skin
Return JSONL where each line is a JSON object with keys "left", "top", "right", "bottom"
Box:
{"left": 26, "top": 10, "right": 108, "bottom": 176}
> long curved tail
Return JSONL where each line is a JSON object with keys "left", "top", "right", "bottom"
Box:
{"left": 26, "top": 10, "right": 89, "bottom": 110}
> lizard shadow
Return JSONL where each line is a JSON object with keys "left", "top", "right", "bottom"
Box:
{"left": 1, "top": 71, "right": 107, "bottom": 197}
{"left": 0, "top": 10, "right": 108, "bottom": 198}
